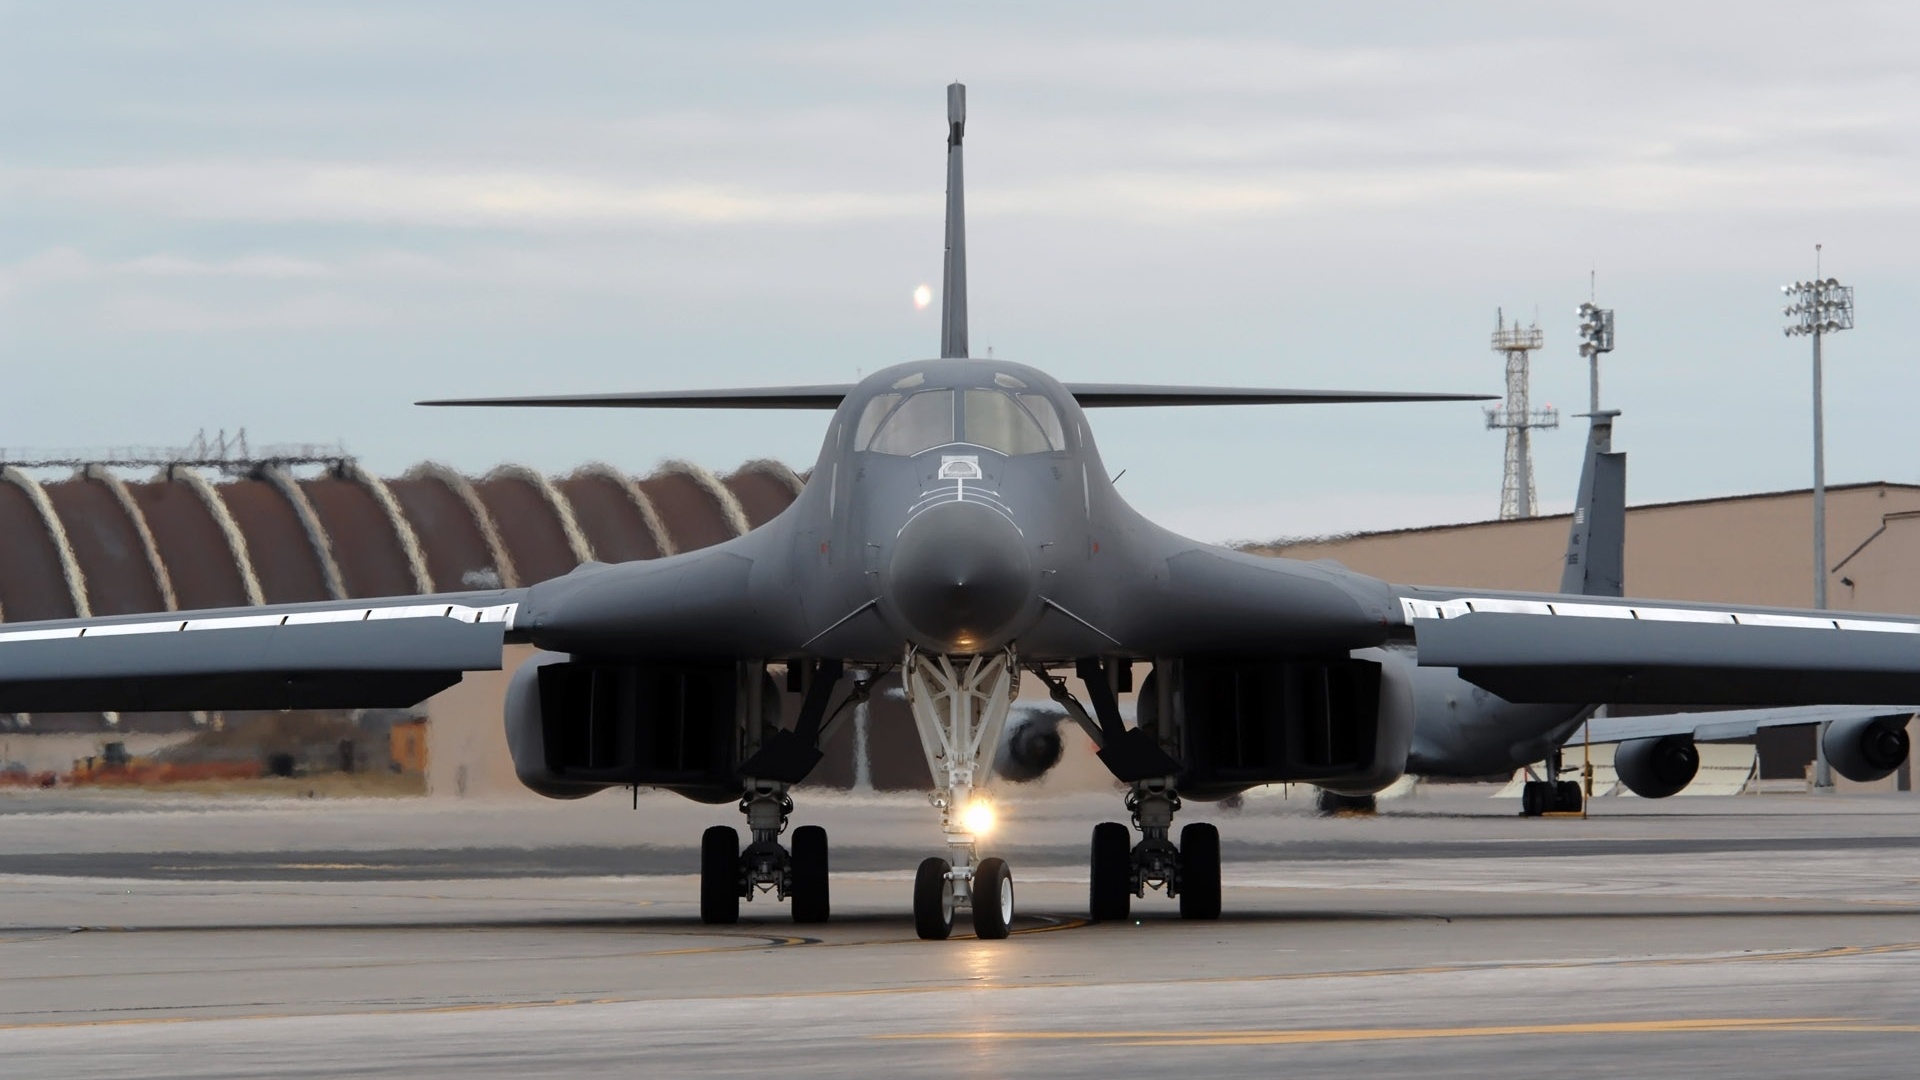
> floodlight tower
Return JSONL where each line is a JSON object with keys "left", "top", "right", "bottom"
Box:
{"left": 1485, "top": 310, "right": 1558, "bottom": 519}
{"left": 1783, "top": 250, "right": 1854, "bottom": 791}
{"left": 1782, "top": 261, "right": 1855, "bottom": 612}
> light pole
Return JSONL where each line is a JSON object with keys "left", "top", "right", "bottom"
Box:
{"left": 1782, "top": 255, "right": 1854, "bottom": 789}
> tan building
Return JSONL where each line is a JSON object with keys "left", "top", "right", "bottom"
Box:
{"left": 1252, "top": 482, "right": 1920, "bottom": 613}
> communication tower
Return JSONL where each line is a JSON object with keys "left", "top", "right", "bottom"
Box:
{"left": 1485, "top": 309, "right": 1558, "bottom": 519}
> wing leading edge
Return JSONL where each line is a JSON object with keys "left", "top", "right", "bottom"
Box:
{"left": 1402, "top": 592, "right": 1920, "bottom": 705}
{"left": 0, "top": 595, "right": 522, "bottom": 713}
{"left": 418, "top": 384, "right": 1492, "bottom": 410}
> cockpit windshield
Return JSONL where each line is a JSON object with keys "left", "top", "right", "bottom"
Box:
{"left": 855, "top": 377, "right": 1068, "bottom": 457}
{"left": 963, "top": 390, "right": 1053, "bottom": 455}
{"left": 863, "top": 390, "right": 954, "bottom": 456}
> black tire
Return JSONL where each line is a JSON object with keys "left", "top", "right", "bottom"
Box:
{"left": 972, "top": 857, "right": 1014, "bottom": 940}
{"left": 1520, "top": 782, "right": 1545, "bottom": 817}
{"left": 913, "top": 857, "right": 954, "bottom": 940}
{"left": 1555, "top": 780, "right": 1584, "bottom": 814}
{"left": 700, "top": 825, "right": 740, "bottom": 925}
{"left": 790, "top": 824, "right": 830, "bottom": 924}
{"left": 1316, "top": 790, "right": 1377, "bottom": 816}
{"left": 1178, "top": 822, "right": 1221, "bottom": 921}
{"left": 1089, "top": 822, "right": 1132, "bottom": 922}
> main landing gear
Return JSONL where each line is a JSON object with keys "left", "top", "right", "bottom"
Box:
{"left": 699, "top": 660, "right": 868, "bottom": 926}
{"left": 699, "top": 783, "right": 832, "bottom": 925}
{"left": 1034, "top": 658, "right": 1220, "bottom": 923}
{"left": 1088, "top": 783, "right": 1221, "bottom": 922}
{"left": 1519, "top": 748, "right": 1584, "bottom": 817}
{"left": 904, "top": 648, "right": 1020, "bottom": 940}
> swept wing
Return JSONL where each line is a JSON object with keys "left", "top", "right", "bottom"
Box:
{"left": 0, "top": 593, "right": 522, "bottom": 712}
{"left": 419, "top": 384, "right": 1491, "bottom": 410}
{"left": 1401, "top": 589, "right": 1920, "bottom": 705}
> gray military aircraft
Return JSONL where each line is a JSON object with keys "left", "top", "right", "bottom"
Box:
{"left": 1, "top": 84, "right": 1916, "bottom": 940}
{"left": 1346, "top": 408, "right": 1910, "bottom": 817}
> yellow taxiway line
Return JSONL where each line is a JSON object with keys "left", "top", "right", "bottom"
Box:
{"left": 872, "top": 1016, "right": 1920, "bottom": 1048}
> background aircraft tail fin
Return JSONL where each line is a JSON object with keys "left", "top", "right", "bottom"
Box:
{"left": 941, "top": 82, "right": 968, "bottom": 360}
{"left": 1559, "top": 411, "right": 1626, "bottom": 597}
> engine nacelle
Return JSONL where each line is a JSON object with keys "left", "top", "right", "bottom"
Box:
{"left": 1142, "top": 654, "right": 1412, "bottom": 800}
{"left": 505, "top": 652, "right": 774, "bottom": 803}
{"left": 1615, "top": 735, "right": 1699, "bottom": 799}
{"left": 995, "top": 708, "right": 1065, "bottom": 784}
{"left": 1823, "top": 714, "right": 1911, "bottom": 784}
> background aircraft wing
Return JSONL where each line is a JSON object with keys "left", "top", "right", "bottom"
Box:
{"left": 1063, "top": 384, "right": 1493, "bottom": 407}
{"left": 1399, "top": 589, "right": 1920, "bottom": 705}
{"left": 0, "top": 592, "right": 522, "bottom": 713}
{"left": 1561, "top": 705, "right": 1917, "bottom": 747}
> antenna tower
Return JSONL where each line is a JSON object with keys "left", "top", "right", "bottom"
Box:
{"left": 1485, "top": 309, "right": 1558, "bottom": 519}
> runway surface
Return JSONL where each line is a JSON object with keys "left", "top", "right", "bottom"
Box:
{"left": 3, "top": 787, "right": 1918, "bottom": 1077}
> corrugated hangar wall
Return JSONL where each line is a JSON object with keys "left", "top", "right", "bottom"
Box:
{"left": 0, "top": 459, "right": 806, "bottom": 734}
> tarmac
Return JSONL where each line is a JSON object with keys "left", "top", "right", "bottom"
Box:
{"left": 3, "top": 785, "right": 1918, "bottom": 1078}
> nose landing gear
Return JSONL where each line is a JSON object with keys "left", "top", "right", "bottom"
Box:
{"left": 904, "top": 648, "right": 1019, "bottom": 940}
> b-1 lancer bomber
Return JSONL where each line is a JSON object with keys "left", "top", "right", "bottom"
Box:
{"left": 0, "top": 84, "right": 1912, "bottom": 940}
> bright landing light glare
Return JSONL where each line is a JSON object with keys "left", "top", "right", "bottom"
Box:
{"left": 961, "top": 799, "right": 996, "bottom": 836}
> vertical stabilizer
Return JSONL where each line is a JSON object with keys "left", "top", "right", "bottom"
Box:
{"left": 1560, "top": 412, "right": 1626, "bottom": 597}
{"left": 940, "top": 82, "right": 969, "bottom": 359}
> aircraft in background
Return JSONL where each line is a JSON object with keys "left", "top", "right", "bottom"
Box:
{"left": 1345, "top": 408, "right": 1909, "bottom": 816}
{"left": 0, "top": 84, "right": 1912, "bottom": 940}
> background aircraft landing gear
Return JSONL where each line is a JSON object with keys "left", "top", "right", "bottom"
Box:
{"left": 1315, "top": 790, "right": 1378, "bottom": 816}
{"left": 1089, "top": 785, "right": 1221, "bottom": 922}
{"left": 1520, "top": 780, "right": 1583, "bottom": 816}
{"left": 699, "top": 783, "right": 831, "bottom": 925}
{"left": 904, "top": 649, "right": 1019, "bottom": 940}
{"left": 1520, "top": 751, "right": 1584, "bottom": 816}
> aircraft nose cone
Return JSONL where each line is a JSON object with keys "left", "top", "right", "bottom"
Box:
{"left": 885, "top": 500, "right": 1035, "bottom": 652}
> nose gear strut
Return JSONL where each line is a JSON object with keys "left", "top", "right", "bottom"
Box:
{"left": 903, "top": 647, "right": 1019, "bottom": 939}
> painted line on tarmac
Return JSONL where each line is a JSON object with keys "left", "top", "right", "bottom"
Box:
{"left": 871, "top": 1016, "right": 1920, "bottom": 1048}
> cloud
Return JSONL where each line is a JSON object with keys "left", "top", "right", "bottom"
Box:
{"left": 0, "top": 163, "right": 933, "bottom": 228}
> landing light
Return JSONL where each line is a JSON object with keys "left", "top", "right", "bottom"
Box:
{"left": 961, "top": 799, "right": 996, "bottom": 836}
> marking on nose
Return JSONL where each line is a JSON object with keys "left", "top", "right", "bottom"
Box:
{"left": 938, "top": 455, "right": 981, "bottom": 480}
{"left": 903, "top": 482, "right": 1019, "bottom": 533}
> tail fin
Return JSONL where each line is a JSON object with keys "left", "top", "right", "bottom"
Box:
{"left": 940, "top": 82, "right": 968, "bottom": 359}
{"left": 1559, "top": 411, "right": 1626, "bottom": 597}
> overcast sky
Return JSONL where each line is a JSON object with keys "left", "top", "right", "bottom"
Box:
{"left": 3, "top": 2, "right": 1917, "bottom": 543}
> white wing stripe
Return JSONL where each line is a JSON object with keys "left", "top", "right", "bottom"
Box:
{"left": 1401, "top": 596, "right": 1920, "bottom": 635}
{"left": 0, "top": 603, "right": 518, "bottom": 645}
